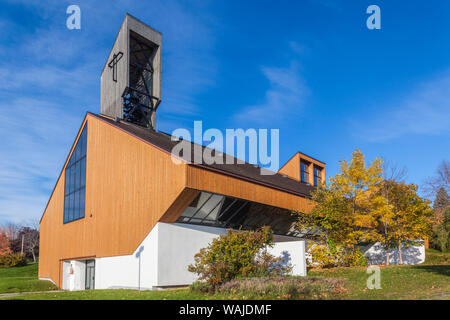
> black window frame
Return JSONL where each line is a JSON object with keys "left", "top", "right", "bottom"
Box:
{"left": 313, "top": 166, "right": 322, "bottom": 187}
{"left": 300, "top": 161, "right": 310, "bottom": 184}
{"left": 63, "top": 125, "right": 87, "bottom": 224}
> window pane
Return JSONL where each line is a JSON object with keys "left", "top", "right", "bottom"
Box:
{"left": 78, "top": 131, "right": 84, "bottom": 160}
{"left": 74, "top": 191, "right": 80, "bottom": 220}
{"left": 76, "top": 140, "right": 82, "bottom": 161}
{"left": 71, "top": 163, "right": 76, "bottom": 192}
{"left": 81, "top": 127, "right": 87, "bottom": 156}
{"left": 64, "top": 124, "right": 87, "bottom": 223}
{"left": 75, "top": 160, "right": 81, "bottom": 191}
{"left": 64, "top": 168, "right": 70, "bottom": 196}
{"left": 81, "top": 157, "right": 86, "bottom": 187}
{"left": 79, "top": 188, "right": 85, "bottom": 218}
{"left": 66, "top": 166, "right": 72, "bottom": 194}
{"left": 64, "top": 195, "right": 69, "bottom": 223}
{"left": 68, "top": 194, "right": 73, "bottom": 221}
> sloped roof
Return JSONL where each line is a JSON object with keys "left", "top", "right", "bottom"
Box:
{"left": 90, "top": 113, "right": 316, "bottom": 198}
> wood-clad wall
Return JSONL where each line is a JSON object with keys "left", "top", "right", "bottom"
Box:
{"left": 186, "top": 166, "right": 315, "bottom": 213}
{"left": 278, "top": 153, "right": 301, "bottom": 181}
{"left": 39, "top": 114, "right": 317, "bottom": 287}
{"left": 39, "top": 114, "right": 187, "bottom": 286}
{"left": 279, "top": 152, "right": 326, "bottom": 185}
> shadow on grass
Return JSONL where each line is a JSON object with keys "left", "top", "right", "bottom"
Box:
{"left": 412, "top": 265, "right": 450, "bottom": 277}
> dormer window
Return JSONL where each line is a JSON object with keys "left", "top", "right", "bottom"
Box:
{"left": 300, "top": 161, "right": 310, "bottom": 184}
{"left": 314, "top": 166, "right": 322, "bottom": 187}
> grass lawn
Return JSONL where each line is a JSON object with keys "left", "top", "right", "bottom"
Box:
{"left": 308, "top": 249, "right": 449, "bottom": 300}
{"left": 0, "top": 250, "right": 448, "bottom": 300}
{"left": 0, "top": 263, "right": 58, "bottom": 294}
{"left": 2, "top": 288, "right": 218, "bottom": 300}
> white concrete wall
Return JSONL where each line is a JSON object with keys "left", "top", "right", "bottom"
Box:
{"left": 93, "top": 222, "right": 307, "bottom": 290}
{"left": 156, "top": 223, "right": 226, "bottom": 286}
{"left": 359, "top": 241, "right": 425, "bottom": 265}
{"left": 95, "top": 223, "right": 159, "bottom": 290}
{"left": 270, "top": 241, "right": 307, "bottom": 276}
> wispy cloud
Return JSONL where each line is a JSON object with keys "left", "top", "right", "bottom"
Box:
{"left": 0, "top": 0, "right": 219, "bottom": 223}
{"left": 354, "top": 71, "right": 450, "bottom": 142}
{"left": 0, "top": 98, "right": 80, "bottom": 223}
{"left": 234, "top": 59, "right": 310, "bottom": 125}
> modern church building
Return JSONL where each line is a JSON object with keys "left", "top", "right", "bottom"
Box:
{"left": 38, "top": 14, "right": 327, "bottom": 290}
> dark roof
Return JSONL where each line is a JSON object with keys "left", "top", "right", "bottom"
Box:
{"left": 90, "top": 113, "right": 316, "bottom": 198}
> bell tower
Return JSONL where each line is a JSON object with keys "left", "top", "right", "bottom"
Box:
{"left": 100, "top": 14, "right": 162, "bottom": 130}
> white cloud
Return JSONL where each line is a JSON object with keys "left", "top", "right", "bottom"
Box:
{"left": 0, "top": 0, "right": 219, "bottom": 223}
{"left": 354, "top": 71, "right": 450, "bottom": 142}
{"left": 0, "top": 98, "right": 81, "bottom": 223}
{"left": 235, "top": 60, "right": 310, "bottom": 125}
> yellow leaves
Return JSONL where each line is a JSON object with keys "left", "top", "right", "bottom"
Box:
{"left": 301, "top": 148, "right": 433, "bottom": 255}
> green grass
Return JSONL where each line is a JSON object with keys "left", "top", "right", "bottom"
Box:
{"left": 1, "top": 250, "right": 448, "bottom": 300}
{"left": 0, "top": 263, "right": 58, "bottom": 294}
{"left": 422, "top": 248, "right": 449, "bottom": 265}
{"left": 2, "top": 288, "right": 218, "bottom": 300}
{"left": 308, "top": 249, "right": 450, "bottom": 300}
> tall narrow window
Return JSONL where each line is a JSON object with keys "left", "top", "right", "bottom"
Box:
{"left": 300, "top": 161, "right": 309, "bottom": 184}
{"left": 64, "top": 125, "right": 87, "bottom": 223}
{"left": 314, "top": 166, "right": 322, "bottom": 187}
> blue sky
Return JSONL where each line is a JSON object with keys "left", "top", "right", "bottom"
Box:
{"left": 0, "top": 0, "right": 449, "bottom": 223}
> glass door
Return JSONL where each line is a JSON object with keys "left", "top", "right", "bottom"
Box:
{"left": 85, "top": 260, "right": 95, "bottom": 290}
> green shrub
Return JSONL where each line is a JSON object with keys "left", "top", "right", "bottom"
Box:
{"left": 188, "top": 227, "right": 292, "bottom": 287}
{"left": 0, "top": 253, "right": 27, "bottom": 268}
{"left": 340, "top": 248, "right": 368, "bottom": 267}
{"left": 308, "top": 242, "right": 367, "bottom": 268}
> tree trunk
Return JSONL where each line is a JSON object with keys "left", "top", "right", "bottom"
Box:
{"left": 398, "top": 240, "right": 403, "bottom": 265}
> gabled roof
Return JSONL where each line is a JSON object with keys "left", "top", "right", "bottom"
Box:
{"left": 90, "top": 113, "right": 316, "bottom": 198}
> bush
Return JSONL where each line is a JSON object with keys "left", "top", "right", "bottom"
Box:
{"left": 307, "top": 241, "right": 367, "bottom": 268}
{"left": 0, "top": 253, "right": 27, "bottom": 268}
{"left": 188, "top": 227, "right": 292, "bottom": 287}
{"left": 340, "top": 248, "right": 367, "bottom": 267}
{"left": 308, "top": 243, "right": 340, "bottom": 268}
{"left": 208, "top": 276, "right": 346, "bottom": 300}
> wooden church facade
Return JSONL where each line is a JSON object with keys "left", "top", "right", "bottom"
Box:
{"left": 38, "top": 14, "right": 325, "bottom": 290}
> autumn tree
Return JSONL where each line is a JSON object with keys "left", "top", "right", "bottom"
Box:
{"left": 296, "top": 149, "right": 383, "bottom": 258}
{"left": 0, "top": 228, "right": 11, "bottom": 256}
{"left": 297, "top": 149, "right": 434, "bottom": 266}
{"left": 432, "top": 188, "right": 449, "bottom": 222}
{"left": 371, "top": 161, "right": 409, "bottom": 265}
{"left": 15, "top": 227, "right": 39, "bottom": 262}
{"left": 9, "top": 221, "right": 40, "bottom": 262}
{"left": 374, "top": 182, "right": 433, "bottom": 264}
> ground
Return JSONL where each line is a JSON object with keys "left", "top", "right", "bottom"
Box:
{"left": 0, "top": 249, "right": 448, "bottom": 300}
{"left": 0, "top": 264, "right": 58, "bottom": 294}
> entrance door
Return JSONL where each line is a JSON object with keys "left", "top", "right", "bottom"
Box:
{"left": 85, "top": 260, "right": 95, "bottom": 290}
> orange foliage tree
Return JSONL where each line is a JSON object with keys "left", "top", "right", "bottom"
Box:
{"left": 0, "top": 229, "right": 11, "bottom": 256}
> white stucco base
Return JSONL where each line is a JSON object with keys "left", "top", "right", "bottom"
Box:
{"left": 359, "top": 241, "right": 425, "bottom": 265}
{"left": 92, "top": 222, "right": 306, "bottom": 290}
